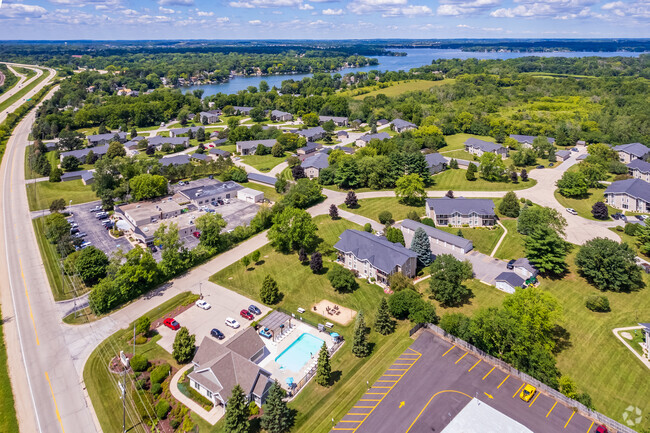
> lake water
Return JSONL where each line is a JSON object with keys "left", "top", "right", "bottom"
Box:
{"left": 182, "top": 48, "right": 647, "bottom": 96}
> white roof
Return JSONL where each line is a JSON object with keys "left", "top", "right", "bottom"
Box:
{"left": 238, "top": 187, "right": 263, "bottom": 196}
{"left": 441, "top": 398, "right": 532, "bottom": 433}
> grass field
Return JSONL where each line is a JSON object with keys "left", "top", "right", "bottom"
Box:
{"left": 492, "top": 219, "right": 526, "bottom": 260}
{"left": 431, "top": 168, "right": 537, "bottom": 191}
{"left": 26, "top": 179, "right": 97, "bottom": 211}
{"left": 340, "top": 197, "right": 425, "bottom": 222}
{"left": 441, "top": 133, "right": 496, "bottom": 152}
{"left": 438, "top": 225, "right": 504, "bottom": 256}
{"left": 416, "top": 278, "right": 508, "bottom": 317}
{"left": 240, "top": 153, "right": 288, "bottom": 172}
{"left": 608, "top": 227, "right": 650, "bottom": 261}
{"left": 0, "top": 306, "right": 19, "bottom": 433}
{"left": 241, "top": 181, "right": 283, "bottom": 203}
{"left": 0, "top": 67, "right": 50, "bottom": 114}
{"left": 351, "top": 79, "right": 455, "bottom": 100}
{"left": 553, "top": 188, "right": 617, "bottom": 221}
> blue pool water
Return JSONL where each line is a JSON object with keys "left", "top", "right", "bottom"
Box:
{"left": 275, "top": 333, "right": 325, "bottom": 373}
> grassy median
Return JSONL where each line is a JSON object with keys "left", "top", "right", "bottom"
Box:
{"left": 0, "top": 67, "right": 50, "bottom": 114}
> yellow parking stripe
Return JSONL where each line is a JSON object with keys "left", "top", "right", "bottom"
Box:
{"left": 381, "top": 374, "right": 404, "bottom": 376}
{"left": 455, "top": 352, "right": 468, "bottom": 364}
{"left": 354, "top": 406, "right": 375, "bottom": 409}
{"left": 339, "top": 420, "right": 361, "bottom": 423}
{"left": 497, "top": 374, "right": 510, "bottom": 389}
{"left": 513, "top": 383, "right": 525, "bottom": 398}
{"left": 546, "top": 401, "right": 558, "bottom": 418}
{"left": 333, "top": 428, "right": 355, "bottom": 431}
{"left": 564, "top": 411, "right": 576, "bottom": 428}
{"left": 468, "top": 359, "right": 481, "bottom": 372}
{"left": 586, "top": 421, "right": 594, "bottom": 432}
{"left": 372, "top": 386, "right": 392, "bottom": 388}
{"left": 482, "top": 366, "right": 496, "bottom": 380}
{"left": 365, "top": 392, "right": 387, "bottom": 395}
{"left": 360, "top": 399, "right": 380, "bottom": 402}
{"left": 442, "top": 345, "right": 456, "bottom": 357}
{"left": 528, "top": 392, "right": 541, "bottom": 407}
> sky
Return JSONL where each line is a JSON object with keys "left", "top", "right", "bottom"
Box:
{"left": 0, "top": 0, "right": 649, "bottom": 40}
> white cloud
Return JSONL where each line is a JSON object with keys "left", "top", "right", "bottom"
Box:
{"left": 382, "top": 4, "right": 432, "bottom": 16}
{"left": 437, "top": 0, "right": 500, "bottom": 16}
{"left": 0, "top": 3, "right": 47, "bottom": 18}
{"left": 348, "top": 0, "right": 406, "bottom": 14}
{"left": 121, "top": 8, "right": 138, "bottom": 15}
{"left": 158, "top": 6, "right": 176, "bottom": 13}
{"left": 158, "top": 0, "right": 194, "bottom": 6}
{"left": 490, "top": 0, "right": 609, "bottom": 19}
{"left": 197, "top": 10, "right": 214, "bottom": 16}
{"left": 300, "top": 3, "right": 314, "bottom": 9}
{"left": 600, "top": 0, "right": 649, "bottom": 18}
{"left": 229, "top": 1, "right": 255, "bottom": 6}
{"left": 248, "top": 19, "right": 262, "bottom": 24}
{"left": 229, "top": 0, "right": 302, "bottom": 6}
{"left": 322, "top": 7, "right": 343, "bottom": 14}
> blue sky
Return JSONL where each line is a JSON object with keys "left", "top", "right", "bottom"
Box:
{"left": 0, "top": 0, "right": 648, "bottom": 40}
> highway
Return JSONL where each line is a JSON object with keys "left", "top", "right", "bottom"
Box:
{"left": 0, "top": 63, "right": 56, "bottom": 124}
{"left": 0, "top": 69, "right": 99, "bottom": 432}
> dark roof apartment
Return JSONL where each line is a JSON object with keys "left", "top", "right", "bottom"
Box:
{"left": 334, "top": 229, "right": 418, "bottom": 274}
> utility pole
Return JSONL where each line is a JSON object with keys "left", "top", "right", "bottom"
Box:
{"left": 133, "top": 323, "right": 136, "bottom": 357}
{"left": 122, "top": 363, "right": 126, "bottom": 433}
{"left": 199, "top": 281, "right": 202, "bottom": 299}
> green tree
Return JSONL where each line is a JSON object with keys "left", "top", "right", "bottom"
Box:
{"left": 154, "top": 222, "right": 187, "bottom": 277}
{"left": 196, "top": 127, "right": 206, "bottom": 142}
{"left": 479, "top": 152, "right": 506, "bottom": 181}
{"left": 224, "top": 384, "right": 250, "bottom": 433}
{"left": 512, "top": 149, "right": 537, "bottom": 167}
{"left": 389, "top": 272, "right": 415, "bottom": 292}
{"left": 439, "top": 313, "right": 472, "bottom": 341}
{"left": 260, "top": 274, "right": 281, "bottom": 304}
{"left": 378, "top": 211, "right": 393, "bottom": 225}
{"left": 135, "top": 316, "right": 151, "bottom": 336}
{"left": 352, "top": 311, "right": 369, "bottom": 357}
{"left": 517, "top": 205, "right": 567, "bottom": 236}
{"left": 374, "top": 298, "right": 395, "bottom": 335}
{"left": 251, "top": 250, "right": 261, "bottom": 264}
{"left": 429, "top": 254, "right": 473, "bottom": 306}
{"left": 61, "top": 155, "right": 81, "bottom": 171}
{"left": 385, "top": 227, "right": 405, "bottom": 246}
{"left": 172, "top": 327, "right": 196, "bottom": 363}
{"left": 466, "top": 163, "right": 477, "bottom": 181}
{"left": 315, "top": 343, "right": 331, "bottom": 386}
{"left": 250, "top": 107, "right": 266, "bottom": 122}
{"left": 524, "top": 227, "right": 570, "bottom": 275}
{"left": 327, "top": 265, "right": 358, "bottom": 292}
{"left": 241, "top": 255, "right": 251, "bottom": 268}
{"left": 195, "top": 212, "right": 227, "bottom": 249}
{"left": 557, "top": 171, "right": 588, "bottom": 197}
{"left": 261, "top": 381, "right": 293, "bottom": 433}
{"left": 395, "top": 173, "right": 426, "bottom": 205}
{"left": 532, "top": 136, "right": 553, "bottom": 157}
{"left": 281, "top": 178, "right": 323, "bottom": 209}
{"left": 302, "top": 112, "right": 320, "bottom": 127}
{"left": 498, "top": 192, "right": 521, "bottom": 218}
{"left": 106, "top": 142, "right": 126, "bottom": 159}
{"left": 271, "top": 142, "right": 284, "bottom": 157}
{"left": 268, "top": 207, "right": 318, "bottom": 252}
{"left": 74, "top": 246, "right": 109, "bottom": 285}
{"left": 575, "top": 238, "right": 644, "bottom": 292}
{"left": 44, "top": 213, "right": 70, "bottom": 244}
{"left": 410, "top": 227, "right": 432, "bottom": 267}
{"left": 49, "top": 198, "right": 66, "bottom": 213}
{"left": 637, "top": 224, "right": 650, "bottom": 256}
{"left": 129, "top": 174, "right": 168, "bottom": 201}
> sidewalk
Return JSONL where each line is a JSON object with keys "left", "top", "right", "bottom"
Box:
{"left": 170, "top": 364, "right": 224, "bottom": 425}
{"left": 612, "top": 326, "right": 650, "bottom": 370}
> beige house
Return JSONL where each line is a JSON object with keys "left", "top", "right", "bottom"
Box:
{"left": 614, "top": 143, "right": 650, "bottom": 164}
{"left": 465, "top": 138, "right": 508, "bottom": 160}
{"left": 604, "top": 178, "right": 650, "bottom": 212}
{"left": 426, "top": 197, "right": 496, "bottom": 227}
{"left": 628, "top": 159, "right": 650, "bottom": 182}
{"left": 301, "top": 152, "right": 329, "bottom": 179}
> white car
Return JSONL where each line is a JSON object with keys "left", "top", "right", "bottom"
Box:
{"left": 195, "top": 300, "right": 211, "bottom": 310}
{"left": 225, "top": 317, "right": 240, "bottom": 329}
{"left": 566, "top": 208, "right": 578, "bottom": 215}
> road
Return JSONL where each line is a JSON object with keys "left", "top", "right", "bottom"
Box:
{"left": 0, "top": 65, "right": 30, "bottom": 103}
{"left": 0, "top": 71, "right": 98, "bottom": 433}
{"left": 0, "top": 63, "right": 56, "bottom": 125}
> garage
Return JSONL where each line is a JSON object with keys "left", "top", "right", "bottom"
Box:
{"left": 237, "top": 187, "right": 264, "bottom": 203}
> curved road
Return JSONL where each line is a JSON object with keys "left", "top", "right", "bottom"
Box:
{"left": 0, "top": 65, "right": 30, "bottom": 103}
{"left": 0, "top": 63, "right": 56, "bottom": 125}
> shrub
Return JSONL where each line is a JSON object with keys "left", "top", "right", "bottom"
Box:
{"left": 378, "top": 211, "right": 393, "bottom": 225}
{"left": 624, "top": 223, "right": 641, "bottom": 236}
{"left": 170, "top": 419, "right": 181, "bottom": 429}
{"left": 615, "top": 225, "right": 624, "bottom": 232}
{"left": 150, "top": 363, "right": 171, "bottom": 384}
{"left": 585, "top": 295, "right": 611, "bottom": 312}
{"left": 151, "top": 383, "right": 162, "bottom": 395}
{"left": 363, "top": 223, "right": 372, "bottom": 233}
{"left": 327, "top": 265, "right": 358, "bottom": 292}
{"left": 130, "top": 354, "right": 149, "bottom": 372}
{"left": 155, "top": 399, "right": 170, "bottom": 419}
{"left": 248, "top": 401, "right": 259, "bottom": 416}
{"left": 134, "top": 335, "right": 147, "bottom": 345}
{"left": 135, "top": 379, "right": 146, "bottom": 390}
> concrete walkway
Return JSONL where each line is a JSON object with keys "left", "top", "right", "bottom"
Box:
{"left": 169, "top": 364, "right": 224, "bottom": 425}
{"left": 490, "top": 220, "right": 508, "bottom": 257}
{"left": 612, "top": 326, "right": 650, "bottom": 370}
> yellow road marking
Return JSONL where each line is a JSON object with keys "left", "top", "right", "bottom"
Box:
{"left": 455, "top": 352, "right": 468, "bottom": 364}
{"left": 547, "top": 401, "right": 558, "bottom": 418}
{"left": 529, "top": 392, "right": 541, "bottom": 407}
{"left": 376, "top": 380, "right": 399, "bottom": 382}
{"left": 45, "top": 372, "right": 65, "bottom": 433}
{"left": 586, "top": 421, "right": 594, "bottom": 432}
{"left": 372, "top": 386, "right": 392, "bottom": 388}
{"left": 442, "top": 345, "right": 456, "bottom": 357}
{"left": 333, "top": 428, "right": 355, "bottom": 431}
{"left": 360, "top": 399, "right": 380, "bottom": 402}
{"left": 564, "top": 411, "right": 576, "bottom": 428}
{"left": 365, "top": 392, "right": 387, "bottom": 395}
{"left": 387, "top": 368, "right": 408, "bottom": 371}
{"left": 339, "top": 420, "right": 360, "bottom": 423}
{"left": 497, "top": 374, "right": 510, "bottom": 389}
{"left": 382, "top": 374, "right": 404, "bottom": 376}
{"left": 513, "top": 383, "right": 525, "bottom": 398}
{"left": 393, "top": 363, "right": 415, "bottom": 366}
{"left": 405, "top": 390, "right": 472, "bottom": 432}
{"left": 344, "top": 413, "right": 367, "bottom": 416}
{"left": 482, "top": 366, "right": 496, "bottom": 380}
{"left": 19, "top": 257, "right": 39, "bottom": 345}
{"left": 354, "top": 406, "right": 375, "bottom": 409}
{"left": 468, "top": 359, "right": 481, "bottom": 372}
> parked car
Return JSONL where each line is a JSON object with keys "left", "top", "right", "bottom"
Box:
{"left": 571, "top": 147, "right": 579, "bottom": 152}
{"left": 506, "top": 259, "right": 516, "bottom": 270}
{"left": 519, "top": 384, "right": 536, "bottom": 402}
{"left": 240, "top": 309, "right": 254, "bottom": 320}
{"left": 566, "top": 208, "right": 578, "bottom": 215}
{"left": 79, "top": 241, "right": 91, "bottom": 248}
{"left": 549, "top": 163, "right": 554, "bottom": 167}
{"left": 90, "top": 205, "right": 102, "bottom": 212}
{"left": 210, "top": 328, "right": 225, "bottom": 340}
{"left": 74, "top": 232, "right": 87, "bottom": 238}
{"left": 536, "top": 165, "right": 545, "bottom": 169}
{"left": 225, "top": 317, "right": 240, "bottom": 329}
{"left": 248, "top": 305, "right": 262, "bottom": 315}
{"left": 612, "top": 213, "right": 623, "bottom": 220}
{"left": 641, "top": 263, "right": 650, "bottom": 274}
{"left": 636, "top": 215, "right": 646, "bottom": 221}
{"left": 596, "top": 426, "right": 608, "bottom": 433}
{"left": 163, "top": 318, "right": 180, "bottom": 330}
{"left": 70, "top": 228, "right": 79, "bottom": 235}
{"left": 192, "top": 231, "right": 201, "bottom": 239}
{"left": 259, "top": 327, "right": 272, "bottom": 339}
{"left": 195, "top": 300, "right": 211, "bottom": 310}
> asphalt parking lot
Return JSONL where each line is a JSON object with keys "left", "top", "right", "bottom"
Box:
{"left": 156, "top": 281, "right": 271, "bottom": 353}
{"left": 69, "top": 201, "right": 133, "bottom": 256}
{"left": 333, "top": 330, "right": 600, "bottom": 433}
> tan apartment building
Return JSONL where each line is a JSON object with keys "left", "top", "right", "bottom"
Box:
{"left": 604, "top": 178, "right": 650, "bottom": 212}
{"left": 426, "top": 197, "right": 496, "bottom": 227}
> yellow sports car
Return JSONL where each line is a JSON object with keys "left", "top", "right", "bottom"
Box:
{"left": 520, "top": 384, "right": 537, "bottom": 402}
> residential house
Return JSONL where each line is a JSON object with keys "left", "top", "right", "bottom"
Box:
{"left": 199, "top": 110, "right": 221, "bottom": 124}
{"left": 170, "top": 126, "right": 202, "bottom": 137}
{"left": 613, "top": 143, "right": 650, "bottom": 164}
{"left": 147, "top": 136, "right": 189, "bottom": 151}
{"left": 60, "top": 170, "right": 95, "bottom": 185}
{"left": 270, "top": 110, "right": 292, "bottom": 122}
{"left": 355, "top": 132, "right": 390, "bottom": 147}
{"left": 301, "top": 152, "right": 329, "bottom": 179}
{"left": 495, "top": 272, "right": 526, "bottom": 294}
{"left": 628, "top": 159, "right": 650, "bottom": 182}
{"left": 465, "top": 138, "right": 508, "bottom": 159}
{"left": 87, "top": 132, "right": 127, "bottom": 146}
{"left": 319, "top": 116, "right": 348, "bottom": 126}
{"left": 400, "top": 219, "right": 473, "bottom": 254}
{"left": 604, "top": 178, "right": 650, "bottom": 212}
{"left": 509, "top": 135, "right": 555, "bottom": 149}
{"left": 390, "top": 119, "right": 417, "bottom": 133}
{"left": 377, "top": 119, "right": 389, "bottom": 126}
{"left": 247, "top": 173, "right": 276, "bottom": 186}
{"left": 297, "top": 126, "right": 325, "bottom": 142}
{"left": 336, "top": 146, "right": 355, "bottom": 154}
{"left": 333, "top": 229, "right": 418, "bottom": 285}
{"left": 555, "top": 150, "right": 571, "bottom": 161}
{"left": 297, "top": 142, "right": 322, "bottom": 157}
{"left": 178, "top": 180, "right": 242, "bottom": 206}
{"left": 424, "top": 153, "right": 448, "bottom": 174}
{"left": 577, "top": 154, "right": 588, "bottom": 161}
{"left": 236, "top": 139, "right": 277, "bottom": 156}
{"left": 59, "top": 144, "right": 110, "bottom": 163}
{"left": 189, "top": 328, "right": 272, "bottom": 407}
{"left": 337, "top": 130, "right": 349, "bottom": 140}
{"left": 425, "top": 197, "right": 496, "bottom": 227}
{"left": 639, "top": 323, "right": 650, "bottom": 359}
{"left": 209, "top": 148, "right": 231, "bottom": 159}
{"left": 232, "top": 106, "right": 254, "bottom": 115}
{"left": 191, "top": 153, "right": 209, "bottom": 162}
{"left": 160, "top": 154, "right": 191, "bottom": 167}
{"left": 511, "top": 258, "right": 538, "bottom": 280}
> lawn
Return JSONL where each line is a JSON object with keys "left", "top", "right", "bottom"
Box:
{"left": 492, "top": 219, "right": 526, "bottom": 260}
{"left": 26, "top": 179, "right": 98, "bottom": 211}
{"left": 616, "top": 329, "right": 646, "bottom": 358}
{"left": 351, "top": 79, "right": 455, "bottom": 100}
{"left": 240, "top": 181, "right": 283, "bottom": 203}
{"left": 84, "top": 292, "right": 199, "bottom": 433}
{"left": 340, "top": 197, "right": 425, "bottom": 223}
{"left": 0, "top": 306, "right": 19, "bottom": 433}
{"left": 0, "top": 67, "right": 50, "bottom": 114}
{"left": 553, "top": 188, "right": 616, "bottom": 221}
{"left": 416, "top": 279, "right": 508, "bottom": 317}
{"left": 441, "top": 133, "right": 496, "bottom": 152}
{"left": 608, "top": 227, "right": 649, "bottom": 261}
{"left": 240, "top": 153, "right": 288, "bottom": 172}
{"left": 431, "top": 168, "right": 537, "bottom": 192}
{"left": 438, "top": 225, "right": 504, "bottom": 256}
{"left": 439, "top": 149, "right": 477, "bottom": 161}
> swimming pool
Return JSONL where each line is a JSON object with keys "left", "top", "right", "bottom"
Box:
{"left": 275, "top": 333, "right": 325, "bottom": 373}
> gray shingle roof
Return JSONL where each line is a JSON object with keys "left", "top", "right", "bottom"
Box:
{"left": 496, "top": 272, "right": 525, "bottom": 288}
{"left": 577, "top": 154, "right": 588, "bottom": 160}
{"left": 509, "top": 134, "right": 555, "bottom": 144}
{"left": 60, "top": 144, "right": 109, "bottom": 160}
{"left": 334, "top": 229, "right": 417, "bottom": 274}
{"left": 401, "top": 219, "right": 473, "bottom": 251}
{"left": 555, "top": 150, "right": 571, "bottom": 159}
{"left": 170, "top": 126, "right": 202, "bottom": 136}
{"left": 247, "top": 173, "right": 276, "bottom": 185}
{"left": 319, "top": 115, "right": 348, "bottom": 123}
{"left": 425, "top": 153, "right": 448, "bottom": 168}
{"left": 513, "top": 258, "right": 538, "bottom": 277}
{"left": 209, "top": 148, "right": 230, "bottom": 157}
{"left": 426, "top": 197, "right": 496, "bottom": 216}
{"left": 391, "top": 119, "right": 416, "bottom": 129}
{"left": 271, "top": 110, "right": 291, "bottom": 117}
{"left": 191, "top": 153, "right": 209, "bottom": 161}
{"left": 465, "top": 138, "right": 505, "bottom": 153}
{"left": 604, "top": 178, "right": 650, "bottom": 202}
{"left": 147, "top": 136, "right": 189, "bottom": 147}
{"left": 358, "top": 132, "right": 391, "bottom": 142}
{"left": 87, "top": 132, "right": 126, "bottom": 143}
{"left": 211, "top": 138, "right": 228, "bottom": 145}
{"left": 233, "top": 106, "right": 253, "bottom": 114}
{"left": 236, "top": 139, "right": 277, "bottom": 151}
{"left": 160, "top": 154, "right": 191, "bottom": 166}
{"left": 302, "top": 152, "right": 329, "bottom": 170}
{"left": 628, "top": 159, "right": 650, "bottom": 174}
{"left": 614, "top": 143, "right": 650, "bottom": 159}
{"left": 297, "top": 126, "right": 325, "bottom": 139}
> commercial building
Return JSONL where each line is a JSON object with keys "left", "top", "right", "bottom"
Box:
{"left": 237, "top": 188, "right": 265, "bottom": 203}
{"left": 178, "top": 180, "right": 243, "bottom": 206}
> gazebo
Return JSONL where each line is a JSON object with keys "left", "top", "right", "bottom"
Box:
{"left": 259, "top": 311, "right": 293, "bottom": 342}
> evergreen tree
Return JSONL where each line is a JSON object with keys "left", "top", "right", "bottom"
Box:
{"left": 456, "top": 229, "right": 464, "bottom": 238}
{"left": 386, "top": 227, "right": 405, "bottom": 246}
{"left": 446, "top": 190, "right": 454, "bottom": 198}
{"left": 344, "top": 190, "right": 358, "bottom": 208}
{"left": 261, "top": 381, "right": 293, "bottom": 433}
{"left": 449, "top": 159, "right": 459, "bottom": 169}
{"left": 315, "top": 343, "right": 331, "bottom": 386}
{"left": 310, "top": 252, "right": 323, "bottom": 273}
{"left": 298, "top": 247, "right": 307, "bottom": 263}
{"left": 498, "top": 192, "right": 521, "bottom": 218}
{"left": 410, "top": 227, "right": 432, "bottom": 267}
{"left": 292, "top": 165, "right": 306, "bottom": 180}
{"left": 260, "top": 275, "right": 281, "bottom": 304}
{"left": 520, "top": 168, "right": 528, "bottom": 181}
{"left": 510, "top": 170, "right": 518, "bottom": 183}
{"left": 224, "top": 384, "right": 250, "bottom": 433}
{"left": 466, "top": 163, "right": 477, "bottom": 181}
{"left": 329, "top": 204, "right": 339, "bottom": 219}
{"left": 352, "top": 312, "right": 369, "bottom": 357}
{"left": 172, "top": 327, "right": 196, "bottom": 364}
{"left": 591, "top": 202, "right": 609, "bottom": 220}
{"left": 374, "top": 298, "right": 395, "bottom": 335}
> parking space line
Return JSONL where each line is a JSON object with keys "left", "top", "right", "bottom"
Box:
{"left": 546, "top": 401, "right": 558, "bottom": 418}
{"left": 454, "top": 352, "right": 468, "bottom": 364}
{"left": 387, "top": 368, "right": 408, "bottom": 371}
{"left": 586, "top": 421, "right": 594, "bottom": 432}
{"left": 528, "top": 392, "right": 541, "bottom": 407}
{"left": 482, "top": 366, "right": 496, "bottom": 380}
{"left": 360, "top": 399, "right": 380, "bottom": 402}
{"left": 365, "top": 392, "right": 387, "bottom": 395}
{"left": 442, "top": 345, "right": 456, "bottom": 357}
{"left": 497, "top": 374, "right": 510, "bottom": 389}
{"left": 512, "top": 383, "right": 525, "bottom": 398}
{"left": 382, "top": 374, "right": 404, "bottom": 377}
{"left": 338, "top": 420, "right": 360, "bottom": 423}
{"left": 405, "top": 390, "right": 472, "bottom": 432}
{"left": 564, "top": 411, "right": 576, "bottom": 428}
{"left": 393, "top": 363, "right": 415, "bottom": 366}
{"left": 468, "top": 359, "right": 481, "bottom": 372}
{"left": 354, "top": 406, "right": 376, "bottom": 409}
{"left": 332, "top": 428, "right": 355, "bottom": 431}
{"left": 372, "top": 386, "right": 392, "bottom": 388}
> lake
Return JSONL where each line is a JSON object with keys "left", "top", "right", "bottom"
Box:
{"left": 182, "top": 48, "right": 647, "bottom": 96}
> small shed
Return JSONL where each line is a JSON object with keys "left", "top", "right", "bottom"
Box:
{"left": 495, "top": 272, "right": 525, "bottom": 294}
{"left": 237, "top": 187, "right": 264, "bottom": 203}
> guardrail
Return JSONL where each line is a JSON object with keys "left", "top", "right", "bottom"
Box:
{"left": 425, "top": 323, "right": 638, "bottom": 433}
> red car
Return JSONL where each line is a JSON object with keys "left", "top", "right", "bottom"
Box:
{"left": 163, "top": 318, "right": 180, "bottom": 330}
{"left": 596, "top": 426, "right": 608, "bottom": 433}
{"left": 193, "top": 231, "right": 201, "bottom": 239}
{"left": 240, "top": 309, "right": 254, "bottom": 320}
